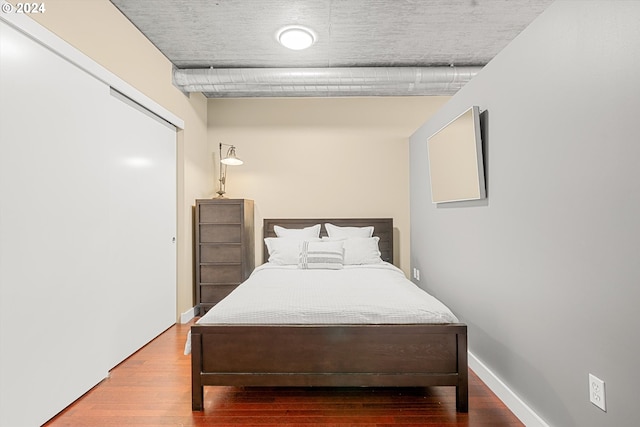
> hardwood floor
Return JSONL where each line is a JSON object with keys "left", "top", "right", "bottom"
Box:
{"left": 44, "top": 322, "right": 523, "bottom": 427}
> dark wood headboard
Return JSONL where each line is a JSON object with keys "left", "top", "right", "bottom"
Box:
{"left": 263, "top": 218, "right": 394, "bottom": 265}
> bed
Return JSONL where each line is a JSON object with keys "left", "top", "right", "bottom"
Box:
{"left": 190, "top": 218, "right": 468, "bottom": 412}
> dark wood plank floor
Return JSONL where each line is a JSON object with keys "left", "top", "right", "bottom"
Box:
{"left": 44, "top": 322, "right": 523, "bottom": 427}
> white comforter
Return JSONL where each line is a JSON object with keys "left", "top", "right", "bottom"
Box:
{"left": 198, "top": 262, "right": 458, "bottom": 324}
{"left": 185, "top": 263, "right": 458, "bottom": 354}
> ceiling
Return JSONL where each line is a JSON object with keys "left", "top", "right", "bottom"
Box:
{"left": 109, "top": 0, "right": 554, "bottom": 97}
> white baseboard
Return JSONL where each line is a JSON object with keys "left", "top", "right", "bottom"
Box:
{"left": 180, "top": 306, "right": 196, "bottom": 324}
{"left": 468, "top": 351, "right": 550, "bottom": 427}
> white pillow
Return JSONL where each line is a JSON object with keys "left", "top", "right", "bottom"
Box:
{"left": 264, "top": 237, "right": 316, "bottom": 265}
{"left": 325, "top": 223, "right": 374, "bottom": 238}
{"left": 298, "top": 240, "right": 344, "bottom": 270}
{"left": 322, "top": 236, "right": 382, "bottom": 265}
{"left": 274, "top": 224, "right": 321, "bottom": 238}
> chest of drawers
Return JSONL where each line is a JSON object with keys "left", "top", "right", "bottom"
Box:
{"left": 194, "top": 199, "right": 254, "bottom": 315}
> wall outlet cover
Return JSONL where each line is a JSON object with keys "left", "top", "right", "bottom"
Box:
{"left": 589, "top": 373, "right": 606, "bottom": 412}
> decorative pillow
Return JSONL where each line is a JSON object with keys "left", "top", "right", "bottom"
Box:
{"left": 274, "top": 224, "right": 321, "bottom": 238}
{"left": 325, "top": 223, "right": 374, "bottom": 238}
{"left": 298, "top": 240, "right": 344, "bottom": 270}
{"left": 322, "top": 236, "right": 382, "bottom": 265}
{"left": 264, "top": 237, "right": 314, "bottom": 265}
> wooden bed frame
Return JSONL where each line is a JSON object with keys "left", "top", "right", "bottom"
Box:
{"left": 191, "top": 218, "right": 468, "bottom": 412}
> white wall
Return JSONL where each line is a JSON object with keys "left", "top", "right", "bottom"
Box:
{"left": 410, "top": 2, "right": 640, "bottom": 426}
{"left": 208, "top": 97, "right": 448, "bottom": 275}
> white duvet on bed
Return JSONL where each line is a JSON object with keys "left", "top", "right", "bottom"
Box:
{"left": 184, "top": 263, "right": 458, "bottom": 354}
{"left": 199, "top": 262, "right": 458, "bottom": 324}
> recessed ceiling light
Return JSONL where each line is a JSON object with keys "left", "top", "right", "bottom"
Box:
{"left": 277, "top": 25, "right": 316, "bottom": 50}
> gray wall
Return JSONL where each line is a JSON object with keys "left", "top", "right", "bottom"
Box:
{"left": 409, "top": 1, "right": 640, "bottom": 426}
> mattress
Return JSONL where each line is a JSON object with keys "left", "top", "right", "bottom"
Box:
{"left": 185, "top": 262, "right": 457, "bottom": 354}
{"left": 198, "top": 262, "right": 458, "bottom": 324}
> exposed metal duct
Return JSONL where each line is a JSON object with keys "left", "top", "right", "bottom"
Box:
{"left": 173, "top": 66, "right": 482, "bottom": 98}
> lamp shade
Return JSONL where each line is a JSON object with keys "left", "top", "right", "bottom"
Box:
{"left": 221, "top": 146, "right": 243, "bottom": 165}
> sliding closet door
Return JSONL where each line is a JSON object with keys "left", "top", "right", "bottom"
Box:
{"left": 105, "top": 89, "right": 177, "bottom": 367}
{"left": 0, "top": 20, "right": 176, "bottom": 427}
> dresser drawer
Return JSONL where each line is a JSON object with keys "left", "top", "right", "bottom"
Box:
{"left": 200, "top": 224, "right": 241, "bottom": 243}
{"left": 199, "top": 203, "right": 242, "bottom": 223}
{"left": 200, "top": 244, "right": 242, "bottom": 263}
{"left": 200, "top": 284, "right": 237, "bottom": 304}
{"left": 200, "top": 264, "right": 242, "bottom": 283}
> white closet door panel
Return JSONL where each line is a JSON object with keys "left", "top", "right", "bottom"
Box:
{"left": 0, "top": 21, "right": 112, "bottom": 426}
{"left": 0, "top": 20, "right": 177, "bottom": 427}
{"left": 105, "top": 92, "right": 177, "bottom": 367}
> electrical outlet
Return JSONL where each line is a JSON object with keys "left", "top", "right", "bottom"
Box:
{"left": 589, "top": 373, "right": 606, "bottom": 411}
{"left": 415, "top": 269, "right": 420, "bottom": 281}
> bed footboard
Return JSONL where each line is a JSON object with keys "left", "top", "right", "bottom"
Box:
{"left": 191, "top": 324, "right": 468, "bottom": 412}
